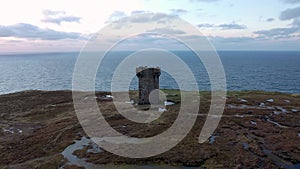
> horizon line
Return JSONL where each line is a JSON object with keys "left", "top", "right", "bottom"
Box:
{"left": 1, "top": 50, "right": 300, "bottom": 56}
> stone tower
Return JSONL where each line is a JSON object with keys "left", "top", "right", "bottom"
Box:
{"left": 136, "top": 66, "right": 161, "bottom": 105}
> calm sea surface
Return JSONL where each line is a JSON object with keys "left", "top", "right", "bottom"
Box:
{"left": 0, "top": 51, "right": 299, "bottom": 95}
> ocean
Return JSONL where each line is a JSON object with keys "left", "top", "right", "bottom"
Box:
{"left": 0, "top": 51, "right": 299, "bottom": 95}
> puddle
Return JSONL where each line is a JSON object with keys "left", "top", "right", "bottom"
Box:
{"left": 195, "top": 113, "right": 254, "bottom": 118}
{"left": 242, "top": 142, "right": 249, "bottom": 149}
{"left": 234, "top": 114, "right": 244, "bottom": 118}
{"left": 92, "top": 136, "right": 142, "bottom": 144}
{"left": 291, "top": 164, "right": 300, "bottom": 169}
{"left": 165, "top": 101, "right": 175, "bottom": 106}
{"left": 125, "top": 100, "right": 134, "bottom": 104}
{"left": 61, "top": 137, "right": 100, "bottom": 169}
{"left": 238, "top": 98, "right": 248, "bottom": 103}
{"left": 266, "top": 99, "right": 274, "bottom": 103}
{"left": 113, "top": 125, "right": 127, "bottom": 130}
{"left": 227, "top": 104, "right": 248, "bottom": 109}
{"left": 274, "top": 106, "right": 287, "bottom": 114}
{"left": 273, "top": 111, "right": 282, "bottom": 115}
{"left": 227, "top": 104, "right": 274, "bottom": 110}
{"left": 87, "top": 141, "right": 102, "bottom": 154}
{"left": 262, "top": 147, "right": 299, "bottom": 169}
{"left": 96, "top": 95, "right": 114, "bottom": 101}
{"left": 2, "top": 128, "right": 14, "bottom": 134}
{"left": 259, "top": 102, "right": 265, "bottom": 107}
{"left": 209, "top": 135, "right": 218, "bottom": 144}
{"left": 2, "top": 127, "right": 22, "bottom": 134}
{"left": 106, "top": 95, "right": 114, "bottom": 98}
{"left": 250, "top": 120, "right": 257, "bottom": 125}
{"left": 158, "top": 108, "right": 167, "bottom": 112}
{"left": 275, "top": 106, "right": 287, "bottom": 113}
{"left": 61, "top": 137, "right": 196, "bottom": 169}
{"left": 284, "top": 100, "right": 291, "bottom": 103}
{"left": 247, "top": 133, "right": 299, "bottom": 169}
{"left": 291, "top": 109, "right": 298, "bottom": 113}
{"left": 266, "top": 118, "right": 288, "bottom": 128}
{"left": 298, "top": 133, "right": 300, "bottom": 137}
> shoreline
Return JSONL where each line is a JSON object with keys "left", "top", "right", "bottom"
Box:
{"left": 1, "top": 89, "right": 300, "bottom": 96}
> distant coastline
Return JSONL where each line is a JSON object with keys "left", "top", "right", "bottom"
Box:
{"left": 1, "top": 50, "right": 300, "bottom": 56}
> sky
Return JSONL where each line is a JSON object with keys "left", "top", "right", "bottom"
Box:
{"left": 0, "top": 0, "right": 300, "bottom": 53}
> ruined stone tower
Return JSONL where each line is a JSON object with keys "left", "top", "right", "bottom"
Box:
{"left": 136, "top": 66, "right": 161, "bottom": 105}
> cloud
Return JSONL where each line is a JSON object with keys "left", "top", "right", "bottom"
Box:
{"left": 254, "top": 27, "right": 300, "bottom": 39}
{"left": 43, "top": 10, "right": 65, "bottom": 16}
{"left": 102, "top": 32, "right": 300, "bottom": 51}
{"left": 169, "top": 9, "right": 188, "bottom": 16}
{"left": 111, "top": 13, "right": 176, "bottom": 25}
{"left": 131, "top": 10, "right": 150, "bottom": 15}
{"left": 133, "top": 13, "right": 176, "bottom": 23}
{"left": 104, "top": 33, "right": 192, "bottom": 51}
{"left": 190, "top": 0, "right": 221, "bottom": 2}
{"left": 209, "top": 36, "right": 255, "bottom": 43}
{"left": 266, "top": 18, "right": 275, "bottom": 22}
{"left": 0, "top": 23, "right": 82, "bottom": 40}
{"left": 42, "top": 16, "right": 81, "bottom": 25}
{"left": 41, "top": 10, "right": 81, "bottom": 25}
{"left": 106, "top": 11, "right": 127, "bottom": 23}
{"left": 107, "top": 10, "right": 169, "bottom": 24}
{"left": 293, "top": 18, "right": 300, "bottom": 26}
{"left": 218, "top": 23, "right": 247, "bottom": 30}
{"left": 146, "top": 28, "right": 185, "bottom": 34}
{"left": 208, "top": 35, "right": 300, "bottom": 50}
{"left": 281, "top": 0, "right": 300, "bottom": 4}
{"left": 197, "top": 23, "right": 215, "bottom": 28}
{"left": 181, "top": 35, "right": 255, "bottom": 44}
{"left": 105, "top": 12, "right": 180, "bottom": 30}
{"left": 279, "top": 6, "right": 300, "bottom": 20}
{"left": 258, "top": 7, "right": 300, "bottom": 40}
{"left": 197, "top": 22, "right": 247, "bottom": 30}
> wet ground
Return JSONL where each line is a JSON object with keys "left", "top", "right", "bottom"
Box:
{"left": 0, "top": 90, "right": 299, "bottom": 169}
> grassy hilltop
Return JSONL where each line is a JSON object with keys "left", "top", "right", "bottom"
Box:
{"left": 0, "top": 90, "right": 299, "bottom": 169}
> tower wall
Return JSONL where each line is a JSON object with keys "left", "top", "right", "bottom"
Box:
{"left": 136, "top": 66, "right": 161, "bottom": 105}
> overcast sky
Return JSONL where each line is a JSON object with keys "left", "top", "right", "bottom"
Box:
{"left": 0, "top": 0, "right": 300, "bottom": 53}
